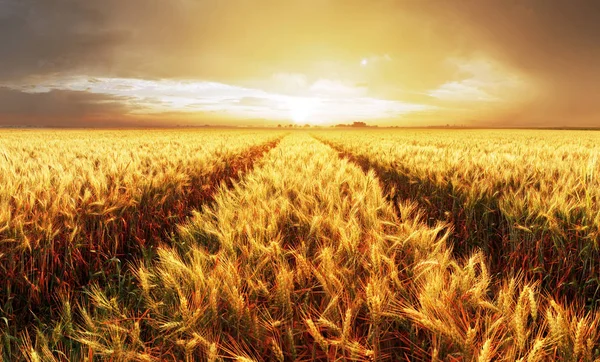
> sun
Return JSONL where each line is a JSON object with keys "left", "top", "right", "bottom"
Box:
{"left": 286, "top": 97, "right": 320, "bottom": 124}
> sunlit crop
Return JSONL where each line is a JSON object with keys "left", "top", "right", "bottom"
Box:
{"left": 2, "top": 129, "right": 599, "bottom": 361}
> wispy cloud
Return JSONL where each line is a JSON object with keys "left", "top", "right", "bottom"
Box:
{"left": 3, "top": 76, "right": 433, "bottom": 123}
{"left": 428, "top": 80, "right": 499, "bottom": 102}
{"left": 428, "top": 58, "right": 528, "bottom": 103}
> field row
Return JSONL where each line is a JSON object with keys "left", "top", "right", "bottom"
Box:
{"left": 314, "top": 130, "right": 600, "bottom": 305}
{"left": 13, "top": 133, "right": 599, "bottom": 361}
{"left": 0, "top": 129, "right": 284, "bottom": 352}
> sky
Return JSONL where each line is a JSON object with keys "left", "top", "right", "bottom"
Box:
{"left": 0, "top": 0, "right": 599, "bottom": 127}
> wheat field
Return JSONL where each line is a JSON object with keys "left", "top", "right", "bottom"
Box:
{"left": 1, "top": 129, "right": 599, "bottom": 361}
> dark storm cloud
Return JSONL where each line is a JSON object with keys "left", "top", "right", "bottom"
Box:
{"left": 0, "top": 87, "right": 135, "bottom": 126}
{"left": 0, "top": 0, "right": 130, "bottom": 80}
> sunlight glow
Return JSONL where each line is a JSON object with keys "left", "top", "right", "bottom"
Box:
{"left": 286, "top": 97, "right": 320, "bottom": 124}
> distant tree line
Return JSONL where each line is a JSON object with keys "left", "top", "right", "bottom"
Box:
{"left": 334, "top": 121, "right": 376, "bottom": 128}
{"left": 275, "top": 122, "right": 378, "bottom": 128}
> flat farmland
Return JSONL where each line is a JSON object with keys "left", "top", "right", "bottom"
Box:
{"left": 1, "top": 129, "right": 599, "bottom": 361}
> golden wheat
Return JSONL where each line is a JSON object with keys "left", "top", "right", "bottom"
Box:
{"left": 2, "top": 130, "right": 599, "bottom": 361}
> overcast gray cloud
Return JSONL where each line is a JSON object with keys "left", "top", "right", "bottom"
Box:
{"left": 0, "top": 0, "right": 129, "bottom": 80}
{"left": 416, "top": 0, "right": 600, "bottom": 126}
{"left": 0, "top": 87, "right": 136, "bottom": 126}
